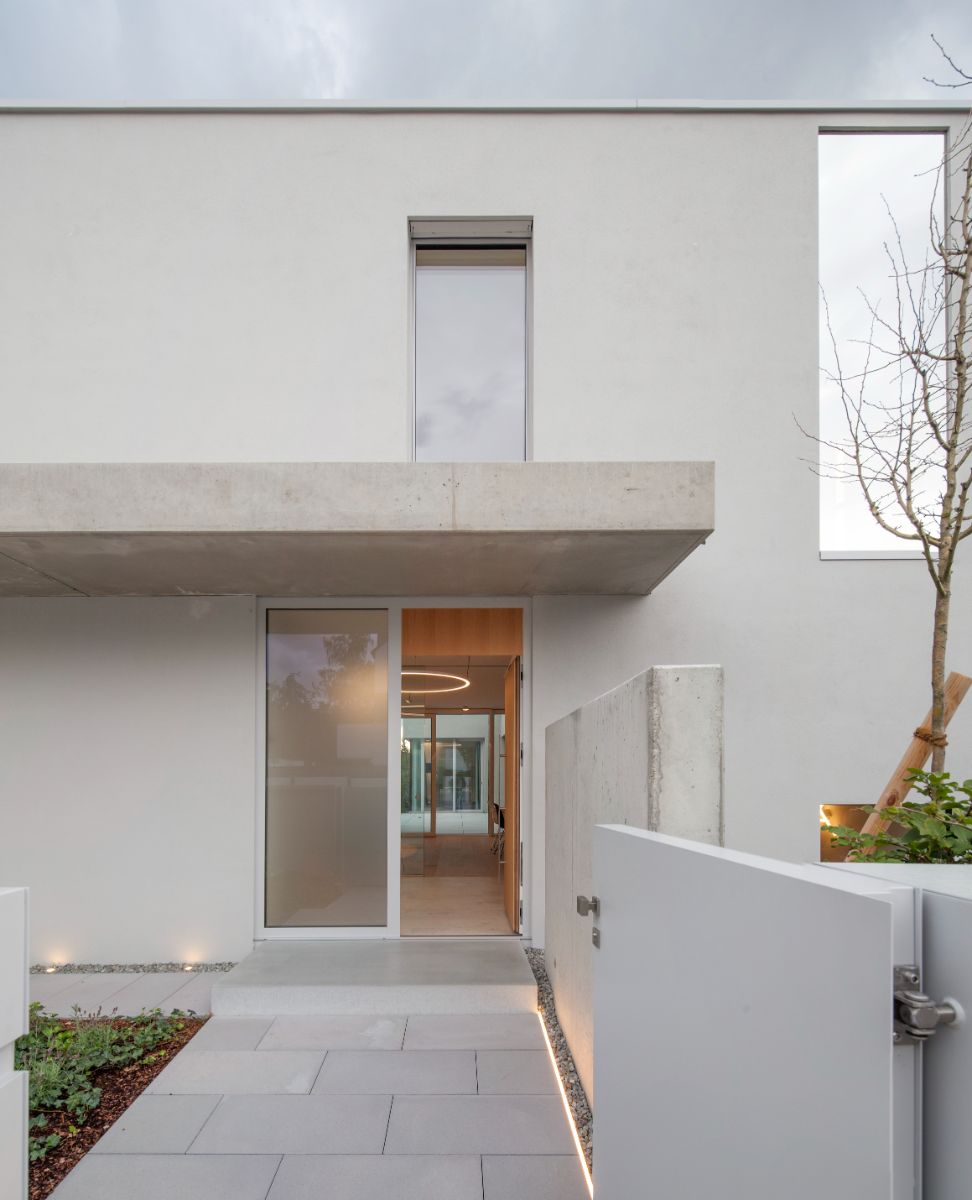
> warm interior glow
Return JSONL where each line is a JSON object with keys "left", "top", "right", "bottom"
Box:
{"left": 45, "top": 966, "right": 56, "bottom": 974}
{"left": 819, "top": 805, "right": 833, "bottom": 827}
{"left": 537, "top": 1010, "right": 594, "bottom": 1198}
{"left": 401, "top": 670, "right": 471, "bottom": 695}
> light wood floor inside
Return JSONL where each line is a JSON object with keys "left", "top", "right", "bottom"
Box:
{"left": 400, "top": 834, "right": 513, "bottom": 936}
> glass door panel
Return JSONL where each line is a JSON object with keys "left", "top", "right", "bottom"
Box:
{"left": 433, "top": 713, "right": 489, "bottom": 835}
{"left": 265, "top": 609, "right": 388, "bottom": 928}
{"left": 400, "top": 717, "right": 430, "bottom": 876}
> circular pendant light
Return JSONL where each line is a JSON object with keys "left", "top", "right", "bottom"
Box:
{"left": 401, "top": 670, "right": 471, "bottom": 695}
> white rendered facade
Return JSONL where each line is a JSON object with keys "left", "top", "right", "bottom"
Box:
{"left": 0, "top": 103, "right": 970, "bottom": 962}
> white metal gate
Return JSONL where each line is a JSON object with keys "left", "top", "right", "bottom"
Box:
{"left": 591, "top": 827, "right": 921, "bottom": 1200}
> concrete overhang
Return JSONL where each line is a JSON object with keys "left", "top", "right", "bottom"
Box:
{"left": 0, "top": 462, "right": 713, "bottom": 598}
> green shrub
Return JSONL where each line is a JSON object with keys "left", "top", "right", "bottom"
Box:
{"left": 15, "top": 1003, "right": 186, "bottom": 1162}
{"left": 825, "top": 770, "right": 972, "bottom": 863}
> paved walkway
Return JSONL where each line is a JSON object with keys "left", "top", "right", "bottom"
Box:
{"left": 48, "top": 1012, "right": 589, "bottom": 1199}
{"left": 29, "top": 970, "right": 214, "bottom": 1016}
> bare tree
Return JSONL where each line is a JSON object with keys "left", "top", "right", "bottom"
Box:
{"left": 815, "top": 51, "right": 971, "bottom": 771}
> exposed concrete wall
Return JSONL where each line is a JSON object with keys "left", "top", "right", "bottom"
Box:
{"left": 545, "top": 666, "right": 723, "bottom": 1100}
{"left": 0, "top": 888, "right": 27, "bottom": 1200}
{"left": 0, "top": 598, "right": 257, "bottom": 963}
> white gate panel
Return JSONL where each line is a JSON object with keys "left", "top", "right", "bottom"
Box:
{"left": 593, "top": 827, "right": 917, "bottom": 1200}
{"left": 834, "top": 864, "right": 972, "bottom": 1200}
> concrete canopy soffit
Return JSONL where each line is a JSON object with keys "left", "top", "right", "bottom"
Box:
{"left": 0, "top": 461, "right": 714, "bottom": 597}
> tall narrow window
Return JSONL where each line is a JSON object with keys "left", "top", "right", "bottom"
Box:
{"left": 414, "top": 245, "right": 527, "bottom": 461}
{"left": 818, "top": 132, "right": 945, "bottom": 555}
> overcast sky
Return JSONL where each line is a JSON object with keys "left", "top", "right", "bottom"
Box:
{"left": 0, "top": 0, "right": 971, "bottom": 102}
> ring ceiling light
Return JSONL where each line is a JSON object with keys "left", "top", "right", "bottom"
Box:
{"left": 401, "top": 670, "right": 471, "bottom": 695}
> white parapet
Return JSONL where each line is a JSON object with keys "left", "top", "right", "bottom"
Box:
{"left": 0, "top": 887, "right": 28, "bottom": 1200}
{"left": 544, "top": 665, "right": 724, "bottom": 1100}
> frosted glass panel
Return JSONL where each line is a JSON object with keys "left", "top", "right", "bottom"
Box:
{"left": 265, "top": 609, "right": 388, "bottom": 927}
{"left": 415, "top": 247, "right": 526, "bottom": 461}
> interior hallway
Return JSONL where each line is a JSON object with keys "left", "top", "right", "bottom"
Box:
{"left": 401, "top": 835, "right": 511, "bottom": 937}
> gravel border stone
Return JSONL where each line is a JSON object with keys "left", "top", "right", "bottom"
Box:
{"left": 30, "top": 962, "right": 236, "bottom": 974}
{"left": 525, "top": 946, "right": 593, "bottom": 1172}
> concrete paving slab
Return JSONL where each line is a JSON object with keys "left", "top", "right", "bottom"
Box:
{"left": 403, "top": 1013, "right": 545, "bottom": 1051}
{"left": 49, "top": 1154, "right": 281, "bottom": 1200}
{"left": 162, "top": 973, "right": 213, "bottom": 1014}
{"left": 184, "top": 1017, "right": 273, "bottom": 1051}
{"left": 90, "top": 972, "right": 203, "bottom": 1016}
{"left": 89, "top": 1094, "right": 219, "bottom": 1154}
{"left": 476, "top": 1050, "right": 559, "bottom": 1094}
{"left": 34, "top": 974, "right": 142, "bottom": 1015}
{"left": 148, "top": 1050, "right": 324, "bottom": 1095}
{"left": 213, "top": 939, "right": 536, "bottom": 1015}
{"left": 312, "top": 1050, "right": 476, "bottom": 1095}
{"left": 267, "top": 1154, "right": 482, "bottom": 1199}
{"left": 384, "top": 1095, "right": 575, "bottom": 1155}
{"left": 483, "top": 1155, "right": 590, "bottom": 1200}
{"left": 29, "top": 973, "right": 95, "bottom": 1004}
{"left": 259, "top": 1015, "right": 405, "bottom": 1051}
{"left": 189, "top": 1094, "right": 391, "bottom": 1155}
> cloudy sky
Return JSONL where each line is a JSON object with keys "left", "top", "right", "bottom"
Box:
{"left": 0, "top": 0, "right": 970, "bottom": 102}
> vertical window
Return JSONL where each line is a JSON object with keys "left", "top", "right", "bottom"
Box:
{"left": 818, "top": 132, "right": 945, "bottom": 555}
{"left": 414, "top": 239, "right": 528, "bottom": 461}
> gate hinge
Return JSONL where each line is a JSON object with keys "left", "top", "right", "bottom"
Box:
{"left": 893, "top": 965, "right": 960, "bottom": 1044}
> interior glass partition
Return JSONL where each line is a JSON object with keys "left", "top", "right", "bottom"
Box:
{"left": 265, "top": 609, "right": 388, "bottom": 927}
{"left": 400, "top": 717, "right": 430, "bottom": 876}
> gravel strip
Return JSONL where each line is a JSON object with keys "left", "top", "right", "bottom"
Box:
{"left": 30, "top": 962, "right": 236, "bottom": 974}
{"left": 526, "top": 946, "right": 593, "bottom": 1173}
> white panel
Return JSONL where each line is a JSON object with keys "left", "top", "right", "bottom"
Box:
{"left": 0, "top": 889, "right": 27, "bottom": 1047}
{"left": 0, "top": 1072, "right": 27, "bottom": 1200}
{"left": 834, "top": 864, "right": 972, "bottom": 1200}
{"left": 0, "top": 887, "right": 27, "bottom": 1200}
{"left": 593, "top": 827, "right": 916, "bottom": 1200}
{"left": 921, "top": 886, "right": 972, "bottom": 1200}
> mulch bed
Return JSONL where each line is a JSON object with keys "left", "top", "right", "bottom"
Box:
{"left": 29, "top": 1016, "right": 208, "bottom": 1200}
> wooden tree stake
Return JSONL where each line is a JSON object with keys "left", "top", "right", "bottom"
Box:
{"left": 859, "top": 671, "right": 972, "bottom": 839}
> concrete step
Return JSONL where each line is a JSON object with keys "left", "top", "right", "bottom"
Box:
{"left": 211, "top": 939, "right": 538, "bottom": 1016}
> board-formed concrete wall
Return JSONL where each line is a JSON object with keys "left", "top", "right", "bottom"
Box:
{"left": 0, "top": 887, "right": 28, "bottom": 1200}
{"left": 545, "top": 665, "right": 723, "bottom": 1100}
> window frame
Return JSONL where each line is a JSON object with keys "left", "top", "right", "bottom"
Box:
{"left": 409, "top": 218, "right": 533, "bottom": 463}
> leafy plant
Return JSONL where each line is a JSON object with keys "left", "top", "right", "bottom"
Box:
{"left": 825, "top": 769, "right": 972, "bottom": 862}
{"left": 15, "top": 1003, "right": 187, "bottom": 1161}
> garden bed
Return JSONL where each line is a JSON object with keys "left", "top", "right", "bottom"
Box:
{"left": 17, "top": 1006, "right": 207, "bottom": 1200}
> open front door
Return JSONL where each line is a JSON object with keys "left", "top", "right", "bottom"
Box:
{"left": 593, "top": 827, "right": 919, "bottom": 1200}
{"left": 503, "top": 656, "right": 520, "bottom": 933}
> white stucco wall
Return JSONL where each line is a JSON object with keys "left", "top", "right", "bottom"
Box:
{"left": 0, "top": 598, "right": 257, "bottom": 963}
{"left": 0, "top": 108, "right": 970, "bottom": 952}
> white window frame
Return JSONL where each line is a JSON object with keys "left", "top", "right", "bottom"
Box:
{"left": 254, "top": 595, "right": 532, "bottom": 941}
{"left": 408, "top": 217, "right": 533, "bottom": 463}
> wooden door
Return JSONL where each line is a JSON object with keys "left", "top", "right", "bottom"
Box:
{"left": 503, "top": 656, "right": 520, "bottom": 932}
